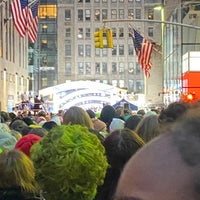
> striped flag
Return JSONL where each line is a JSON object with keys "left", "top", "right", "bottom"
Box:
{"left": 28, "top": 0, "right": 39, "bottom": 43}
{"left": 131, "top": 29, "right": 153, "bottom": 77}
{"left": 10, "top": 0, "right": 28, "bottom": 37}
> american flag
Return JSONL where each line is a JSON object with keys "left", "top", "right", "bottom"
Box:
{"left": 10, "top": 0, "right": 29, "bottom": 37}
{"left": 28, "top": 0, "right": 39, "bottom": 43}
{"left": 131, "top": 29, "right": 153, "bottom": 77}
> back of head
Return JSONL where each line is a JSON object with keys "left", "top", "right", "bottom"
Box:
{"left": 31, "top": 124, "right": 108, "bottom": 200}
{"left": 109, "top": 118, "right": 125, "bottom": 133}
{"left": 115, "top": 107, "right": 200, "bottom": 200}
{"left": 104, "top": 128, "right": 144, "bottom": 170}
{"left": 0, "top": 149, "right": 38, "bottom": 193}
{"left": 63, "top": 106, "right": 94, "bottom": 129}
{"left": 135, "top": 114, "right": 160, "bottom": 143}
{"left": 125, "top": 114, "right": 142, "bottom": 131}
{"left": 100, "top": 105, "right": 116, "bottom": 128}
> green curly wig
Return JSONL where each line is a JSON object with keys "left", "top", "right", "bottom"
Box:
{"left": 31, "top": 125, "right": 108, "bottom": 200}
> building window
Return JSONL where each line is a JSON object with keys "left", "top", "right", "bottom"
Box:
{"left": 102, "top": 48, "right": 108, "bottom": 56}
{"left": 95, "top": 63, "right": 101, "bottom": 74}
{"left": 85, "top": 9, "right": 91, "bottom": 21}
{"left": 112, "top": 80, "right": 117, "bottom": 87}
{"left": 78, "top": 62, "right": 84, "bottom": 74}
{"left": 113, "top": 28, "right": 117, "bottom": 37}
{"left": 95, "top": 9, "right": 100, "bottom": 21}
{"left": 128, "top": 9, "right": 134, "bottom": 19}
{"left": 119, "top": 0, "right": 124, "bottom": 2}
{"left": 85, "top": 28, "right": 90, "bottom": 38}
{"left": 135, "top": 9, "right": 141, "bottom": 19}
{"left": 128, "top": 0, "right": 133, "bottom": 2}
{"left": 66, "top": 62, "right": 71, "bottom": 75}
{"left": 119, "top": 62, "right": 124, "bottom": 73}
{"left": 136, "top": 62, "right": 141, "bottom": 74}
{"left": 95, "top": 0, "right": 100, "bottom": 2}
{"left": 85, "top": 62, "right": 91, "bottom": 74}
{"left": 78, "top": 28, "right": 83, "bottom": 39}
{"left": 112, "top": 45, "right": 117, "bottom": 56}
{"left": 119, "top": 9, "right": 124, "bottom": 19}
{"left": 78, "top": 9, "right": 83, "bottom": 21}
{"left": 112, "top": 0, "right": 117, "bottom": 2}
{"left": 102, "top": 0, "right": 107, "bottom": 2}
{"left": 136, "top": 80, "right": 143, "bottom": 93}
{"left": 65, "top": 9, "right": 71, "bottom": 21}
{"left": 119, "top": 80, "right": 125, "bottom": 88}
{"left": 65, "top": 45, "right": 71, "bottom": 56}
{"left": 78, "top": 0, "right": 83, "bottom": 3}
{"left": 85, "top": 0, "right": 90, "bottom": 2}
{"left": 128, "top": 44, "right": 134, "bottom": 55}
{"left": 78, "top": 45, "right": 84, "bottom": 56}
{"left": 148, "top": 27, "right": 153, "bottom": 37}
{"left": 119, "top": 45, "right": 124, "bottom": 56}
{"left": 65, "top": 28, "right": 71, "bottom": 38}
{"left": 102, "top": 9, "right": 108, "bottom": 20}
{"left": 119, "top": 28, "right": 124, "bottom": 37}
{"left": 111, "top": 9, "right": 117, "bottom": 19}
{"left": 85, "top": 45, "right": 91, "bottom": 57}
{"left": 95, "top": 48, "right": 100, "bottom": 56}
{"left": 128, "top": 62, "right": 134, "bottom": 74}
{"left": 102, "top": 62, "right": 107, "bottom": 74}
{"left": 112, "top": 62, "right": 117, "bottom": 74}
{"left": 148, "top": 9, "right": 154, "bottom": 20}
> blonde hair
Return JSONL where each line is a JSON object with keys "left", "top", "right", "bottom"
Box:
{"left": 63, "top": 106, "right": 94, "bottom": 129}
{"left": 0, "top": 149, "right": 39, "bottom": 193}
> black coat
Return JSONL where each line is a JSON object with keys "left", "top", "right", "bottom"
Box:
{"left": 0, "top": 188, "right": 42, "bottom": 200}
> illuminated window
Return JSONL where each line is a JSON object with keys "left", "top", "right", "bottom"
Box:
{"left": 148, "top": 9, "right": 154, "bottom": 20}
{"left": 38, "top": 5, "right": 57, "bottom": 18}
{"left": 119, "top": 62, "right": 124, "bottom": 73}
{"left": 78, "top": 28, "right": 83, "bottom": 39}
{"left": 128, "top": 9, "right": 134, "bottom": 19}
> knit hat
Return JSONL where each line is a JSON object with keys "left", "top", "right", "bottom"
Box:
{"left": 92, "top": 118, "right": 107, "bottom": 132}
{"left": 86, "top": 109, "right": 96, "bottom": 119}
{"left": 15, "top": 134, "right": 41, "bottom": 157}
{"left": 42, "top": 121, "right": 57, "bottom": 131}
{"left": 109, "top": 118, "right": 125, "bottom": 133}
{"left": 0, "top": 132, "right": 17, "bottom": 150}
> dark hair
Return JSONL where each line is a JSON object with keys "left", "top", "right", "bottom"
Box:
{"left": 170, "top": 108, "right": 200, "bottom": 197}
{"left": 125, "top": 115, "right": 142, "bottom": 131}
{"left": 95, "top": 128, "right": 144, "bottom": 200}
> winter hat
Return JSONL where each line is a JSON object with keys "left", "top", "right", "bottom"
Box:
{"left": 15, "top": 134, "right": 41, "bottom": 157}
{"left": 0, "top": 131, "right": 17, "bottom": 150}
{"left": 0, "top": 123, "right": 11, "bottom": 134}
{"left": 9, "top": 119, "right": 28, "bottom": 133}
{"left": 86, "top": 109, "right": 96, "bottom": 119}
{"left": 92, "top": 118, "right": 107, "bottom": 132}
{"left": 42, "top": 121, "right": 57, "bottom": 131}
{"left": 109, "top": 118, "right": 125, "bottom": 133}
{"left": 22, "top": 117, "right": 35, "bottom": 126}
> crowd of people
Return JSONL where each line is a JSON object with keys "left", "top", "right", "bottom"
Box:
{"left": 0, "top": 100, "right": 200, "bottom": 200}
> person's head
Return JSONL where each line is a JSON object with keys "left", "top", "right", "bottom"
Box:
{"left": 115, "top": 108, "right": 200, "bottom": 200}
{"left": 100, "top": 105, "right": 116, "bottom": 130}
{"left": 63, "top": 106, "right": 94, "bottom": 129}
{"left": 94, "top": 129, "right": 144, "bottom": 200}
{"left": 125, "top": 115, "right": 142, "bottom": 131}
{"left": 135, "top": 114, "right": 160, "bottom": 143}
{"left": 31, "top": 124, "right": 108, "bottom": 200}
{"left": 0, "top": 149, "right": 39, "bottom": 193}
{"left": 104, "top": 128, "right": 144, "bottom": 171}
{"left": 109, "top": 118, "right": 125, "bottom": 133}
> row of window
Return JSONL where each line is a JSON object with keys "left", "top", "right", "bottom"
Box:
{"left": 78, "top": 0, "right": 141, "bottom": 3}
{"left": 65, "top": 62, "right": 141, "bottom": 75}
{"left": 65, "top": 8, "right": 142, "bottom": 22}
